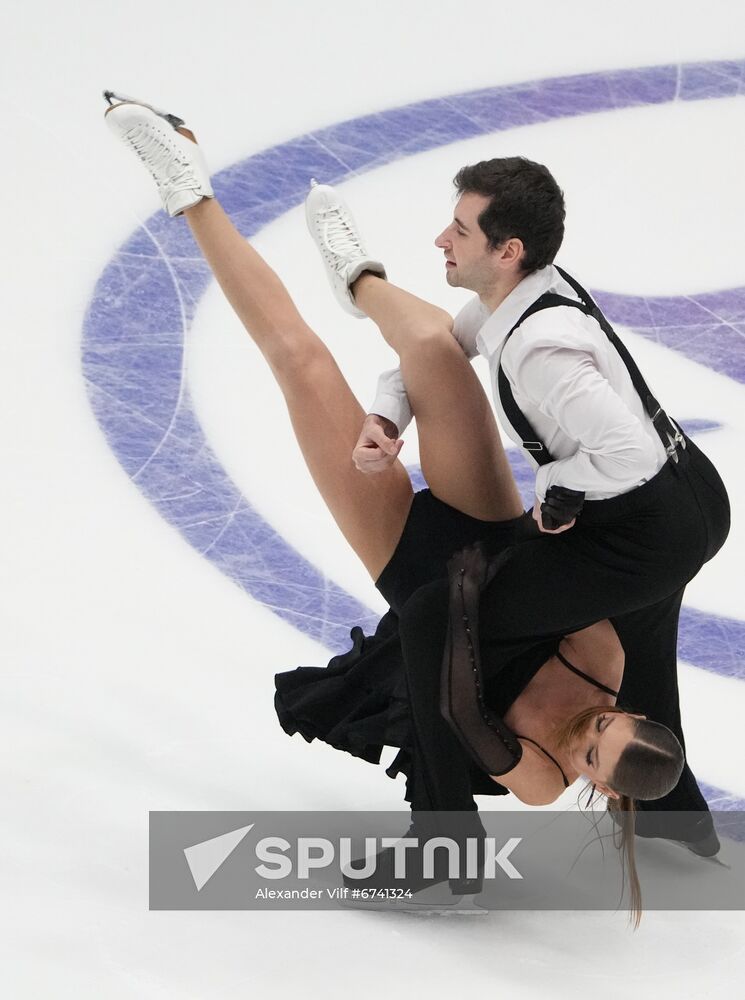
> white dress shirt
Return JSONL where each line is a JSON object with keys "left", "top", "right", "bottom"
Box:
{"left": 369, "top": 264, "right": 668, "bottom": 502}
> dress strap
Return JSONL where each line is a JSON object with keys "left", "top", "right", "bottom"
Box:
{"left": 556, "top": 649, "right": 619, "bottom": 697}
{"left": 513, "top": 734, "right": 570, "bottom": 788}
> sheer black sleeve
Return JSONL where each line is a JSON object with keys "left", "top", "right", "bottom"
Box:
{"left": 439, "top": 544, "right": 523, "bottom": 777}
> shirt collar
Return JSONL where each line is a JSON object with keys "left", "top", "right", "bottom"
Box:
{"left": 476, "top": 264, "right": 574, "bottom": 355}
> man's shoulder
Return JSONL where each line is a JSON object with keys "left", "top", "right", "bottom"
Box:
{"left": 504, "top": 301, "right": 600, "bottom": 358}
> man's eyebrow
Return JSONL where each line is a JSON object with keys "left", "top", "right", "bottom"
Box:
{"left": 454, "top": 217, "right": 470, "bottom": 232}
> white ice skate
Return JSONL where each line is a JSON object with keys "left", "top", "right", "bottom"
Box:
{"left": 305, "top": 179, "right": 386, "bottom": 317}
{"left": 103, "top": 89, "right": 214, "bottom": 217}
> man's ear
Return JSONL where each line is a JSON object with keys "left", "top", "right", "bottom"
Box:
{"left": 498, "top": 237, "right": 524, "bottom": 265}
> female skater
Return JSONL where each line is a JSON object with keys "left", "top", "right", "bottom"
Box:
{"left": 102, "top": 93, "right": 685, "bottom": 918}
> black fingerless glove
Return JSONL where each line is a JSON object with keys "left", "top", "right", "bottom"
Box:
{"left": 540, "top": 485, "right": 586, "bottom": 530}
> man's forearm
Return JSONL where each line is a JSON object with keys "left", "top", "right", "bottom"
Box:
{"left": 368, "top": 366, "right": 413, "bottom": 435}
{"left": 369, "top": 413, "right": 400, "bottom": 438}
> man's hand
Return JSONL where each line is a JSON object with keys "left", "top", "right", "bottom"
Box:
{"left": 532, "top": 503, "right": 576, "bottom": 534}
{"left": 532, "top": 485, "right": 585, "bottom": 534}
{"left": 353, "top": 413, "right": 403, "bottom": 473}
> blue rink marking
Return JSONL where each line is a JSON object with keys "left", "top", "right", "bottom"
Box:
{"left": 84, "top": 59, "right": 745, "bottom": 807}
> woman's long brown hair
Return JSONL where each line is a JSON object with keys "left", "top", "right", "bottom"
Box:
{"left": 554, "top": 705, "right": 642, "bottom": 929}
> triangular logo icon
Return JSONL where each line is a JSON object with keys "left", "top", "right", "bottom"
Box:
{"left": 184, "top": 823, "right": 255, "bottom": 891}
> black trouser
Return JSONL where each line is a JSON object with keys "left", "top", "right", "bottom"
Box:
{"left": 398, "top": 437, "right": 730, "bottom": 840}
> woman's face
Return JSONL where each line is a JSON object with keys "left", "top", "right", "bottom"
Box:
{"left": 567, "top": 711, "right": 646, "bottom": 798}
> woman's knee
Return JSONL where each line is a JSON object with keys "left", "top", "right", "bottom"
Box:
{"left": 392, "top": 306, "right": 455, "bottom": 354}
{"left": 268, "top": 325, "right": 332, "bottom": 380}
{"left": 407, "top": 324, "right": 458, "bottom": 358}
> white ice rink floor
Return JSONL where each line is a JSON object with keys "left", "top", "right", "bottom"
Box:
{"left": 3, "top": 2, "right": 745, "bottom": 996}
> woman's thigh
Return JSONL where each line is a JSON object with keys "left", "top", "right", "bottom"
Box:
{"left": 279, "top": 336, "right": 414, "bottom": 581}
{"left": 399, "top": 334, "right": 524, "bottom": 522}
{"left": 353, "top": 277, "right": 523, "bottom": 523}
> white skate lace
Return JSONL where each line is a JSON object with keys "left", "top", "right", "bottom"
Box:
{"left": 124, "top": 122, "right": 198, "bottom": 193}
{"left": 318, "top": 208, "right": 365, "bottom": 266}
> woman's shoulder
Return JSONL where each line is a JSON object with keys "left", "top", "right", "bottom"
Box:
{"left": 490, "top": 738, "right": 570, "bottom": 806}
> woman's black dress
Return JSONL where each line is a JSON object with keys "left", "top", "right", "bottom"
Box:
{"left": 273, "top": 489, "right": 556, "bottom": 802}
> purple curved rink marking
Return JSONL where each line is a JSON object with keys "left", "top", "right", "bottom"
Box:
{"left": 84, "top": 59, "right": 745, "bottom": 781}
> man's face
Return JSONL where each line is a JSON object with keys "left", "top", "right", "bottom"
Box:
{"left": 434, "top": 191, "right": 497, "bottom": 293}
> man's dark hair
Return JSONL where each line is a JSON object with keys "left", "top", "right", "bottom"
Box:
{"left": 453, "top": 157, "right": 566, "bottom": 274}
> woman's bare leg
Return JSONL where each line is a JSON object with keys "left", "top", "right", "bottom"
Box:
{"left": 353, "top": 272, "right": 524, "bottom": 521}
{"left": 183, "top": 197, "right": 413, "bottom": 580}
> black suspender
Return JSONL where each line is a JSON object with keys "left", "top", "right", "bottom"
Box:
{"left": 497, "top": 292, "right": 574, "bottom": 465}
{"left": 497, "top": 265, "right": 686, "bottom": 467}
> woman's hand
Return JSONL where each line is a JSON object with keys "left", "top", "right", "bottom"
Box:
{"left": 352, "top": 414, "right": 403, "bottom": 473}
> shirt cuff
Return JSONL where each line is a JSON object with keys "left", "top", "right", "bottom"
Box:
{"left": 368, "top": 391, "right": 413, "bottom": 435}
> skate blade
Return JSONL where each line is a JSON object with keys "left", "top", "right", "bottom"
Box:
{"left": 396, "top": 896, "right": 488, "bottom": 916}
{"left": 341, "top": 888, "right": 487, "bottom": 915}
{"left": 102, "top": 90, "right": 185, "bottom": 129}
{"left": 342, "top": 898, "right": 487, "bottom": 916}
{"left": 671, "top": 840, "right": 732, "bottom": 869}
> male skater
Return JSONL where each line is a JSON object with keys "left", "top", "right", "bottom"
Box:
{"left": 304, "top": 159, "right": 730, "bottom": 859}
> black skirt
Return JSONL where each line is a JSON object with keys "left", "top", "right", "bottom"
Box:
{"left": 273, "top": 489, "right": 549, "bottom": 802}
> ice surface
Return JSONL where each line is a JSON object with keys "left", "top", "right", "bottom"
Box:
{"left": 3, "top": 1, "right": 745, "bottom": 996}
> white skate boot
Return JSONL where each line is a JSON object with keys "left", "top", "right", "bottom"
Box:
{"left": 305, "top": 180, "right": 387, "bottom": 317}
{"left": 103, "top": 90, "right": 214, "bottom": 217}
